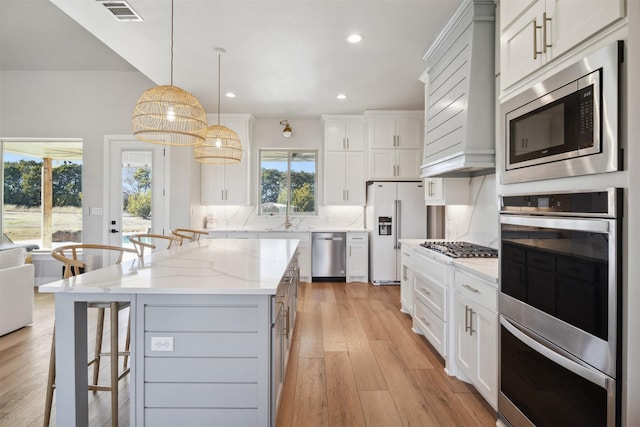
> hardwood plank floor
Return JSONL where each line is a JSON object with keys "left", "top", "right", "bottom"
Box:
{"left": 0, "top": 283, "right": 496, "bottom": 426}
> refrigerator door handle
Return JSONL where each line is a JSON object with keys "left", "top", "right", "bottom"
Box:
{"left": 394, "top": 199, "right": 401, "bottom": 249}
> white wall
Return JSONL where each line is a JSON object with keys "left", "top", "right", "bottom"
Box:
{"left": 0, "top": 69, "right": 155, "bottom": 244}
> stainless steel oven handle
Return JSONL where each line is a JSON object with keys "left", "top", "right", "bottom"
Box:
{"left": 500, "top": 316, "right": 612, "bottom": 389}
{"left": 500, "top": 215, "right": 610, "bottom": 233}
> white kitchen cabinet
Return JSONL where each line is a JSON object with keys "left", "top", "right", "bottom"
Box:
{"left": 367, "top": 113, "right": 422, "bottom": 150}
{"left": 323, "top": 116, "right": 366, "bottom": 151}
{"left": 347, "top": 231, "right": 368, "bottom": 282}
{"left": 400, "top": 245, "right": 414, "bottom": 315}
{"left": 500, "top": 0, "right": 625, "bottom": 92}
{"left": 201, "top": 115, "right": 253, "bottom": 205}
{"left": 424, "top": 177, "right": 470, "bottom": 206}
{"left": 454, "top": 268, "right": 498, "bottom": 409}
{"left": 325, "top": 151, "right": 366, "bottom": 205}
{"left": 369, "top": 149, "right": 421, "bottom": 180}
{"left": 412, "top": 251, "right": 452, "bottom": 362}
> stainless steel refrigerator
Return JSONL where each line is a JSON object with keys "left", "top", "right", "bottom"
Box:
{"left": 366, "top": 181, "right": 427, "bottom": 285}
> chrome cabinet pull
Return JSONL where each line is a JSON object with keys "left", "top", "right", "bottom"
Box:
{"left": 533, "top": 19, "right": 543, "bottom": 59}
{"left": 346, "top": 137, "right": 349, "bottom": 149}
{"left": 462, "top": 284, "right": 480, "bottom": 293}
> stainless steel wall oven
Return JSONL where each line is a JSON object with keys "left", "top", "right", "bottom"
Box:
{"left": 498, "top": 189, "right": 622, "bottom": 427}
{"left": 500, "top": 41, "right": 623, "bottom": 184}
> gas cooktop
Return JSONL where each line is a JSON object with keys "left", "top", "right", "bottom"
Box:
{"left": 420, "top": 241, "right": 498, "bottom": 259}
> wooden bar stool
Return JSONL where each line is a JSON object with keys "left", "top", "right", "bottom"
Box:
{"left": 45, "top": 244, "right": 137, "bottom": 427}
{"left": 128, "top": 233, "right": 182, "bottom": 257}
{"left": 170, "top": 228, "right": 209, "bottom": 244}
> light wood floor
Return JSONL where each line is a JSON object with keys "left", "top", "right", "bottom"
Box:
{"left": 0, "top": 283, "right": 496, "bottom": 426}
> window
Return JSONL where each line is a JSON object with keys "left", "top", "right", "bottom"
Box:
{"left": 1, "top": 139, "right": 83, "bottom": 250}
{"left": 259, "top": 149, "right": 317, "bottom": 215}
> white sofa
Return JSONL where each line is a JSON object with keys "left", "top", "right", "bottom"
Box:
{"left": 0, "top": 248, "right": 34, "bottom": 336}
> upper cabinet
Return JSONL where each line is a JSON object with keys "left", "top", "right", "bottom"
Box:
{"left": 500, "top": 0, "right": 625, "bottom": 93}
{"left": 323, "top": 115, "right": 367, "bottom": 205}
{"left": 201, "top": 115, "right": 254, "bottom": 205}
{"left": 323, "top": 116, "right": 366, "bottom": 151}
{"left": 421, "top": 0, "right": 496, "bottom": 178}
{"left": 365, "top": 111, "right": 423, "bottom": 180}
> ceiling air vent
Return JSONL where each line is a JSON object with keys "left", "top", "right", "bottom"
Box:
{"left": 96, "top": 0, "right": 143, "bottom": 22}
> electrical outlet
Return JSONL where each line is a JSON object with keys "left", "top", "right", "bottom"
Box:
{"left": 150, "top": 336, "right": 174, "bottom": 352}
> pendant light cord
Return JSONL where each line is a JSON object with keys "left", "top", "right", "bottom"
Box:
{"left": 170, "top": 0, "right": 174, "bottom": 86}
{"left": 217, "top": 52, "right": 221, "bottom": 125}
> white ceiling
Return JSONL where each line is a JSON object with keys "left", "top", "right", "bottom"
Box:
{"left": 1, "top": 0, "right": 464, "bottom": 119}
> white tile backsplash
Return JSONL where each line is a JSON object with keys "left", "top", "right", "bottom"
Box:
{"left": 445, "top": 174, "right": 498, "bottom": 248}
{"left": 200, "top": 205, "right": 365, "bottom": 231}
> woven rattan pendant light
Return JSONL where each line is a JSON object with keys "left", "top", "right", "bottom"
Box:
{"left": 194, "top": 48, "right": 242, "bottom": 165}
{"left": 131, "top": 0, "right": 207, "bottom": 146}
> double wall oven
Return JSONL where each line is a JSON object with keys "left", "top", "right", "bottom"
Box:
{"left": 498, "top": 189, "right": 622, "bottom": 427}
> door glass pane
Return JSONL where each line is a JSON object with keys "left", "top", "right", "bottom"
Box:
{"left": 121, "top": 151, "right": 152, "bottom": 249}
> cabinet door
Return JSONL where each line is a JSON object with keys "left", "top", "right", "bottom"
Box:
{"left": 224, "top": 163, "right": 247, "bottom": 204}
{"left": 202, "top": 164, "right": 226, "bottom": 204}
{"left": 424, "top": 178, "right": 444, "bottom": 203}
{"left": 345, "top": 119, "right": 366, "bottom": 151}
{"left": 500, "top": 0, "right": 546, "bottom": 91}
{"left": 455, "top": 293, "right": 476, "bottom": 380}
{"left": 324, "top": 151, "right": 347, "bottom": 204}
{"left": 369, "top": 150, "right": 396, "bottom": 179}
{"left": 549, "top": 0, "right": 625, "bottom": 60}
{"left": 396, "top": 150, "right": 421, "bottom": 179}
{"left": 325, "top": 119, "right": 347, "bottom": 151}
{"left": 400, "top": 256, "right": 414, "bottom": 315}
{"left": 347, "top": 242, "right": 368, "bottom": 278}
{"left": 474, "top": 301, "right": 498, "bottom": 408}
{"left": 396, "top": 118, "right": 422, "bottom": 149}
{"left": 297, "top": 241, "right": 311, "bottom": 282}
{"left": 369, "top": 118, "right": 397, "bottom": 149}
{"left": 500, "top": 0, "right": 538, "bottom": 30}
{"left": 344, "top": 152, "right": 365, "bottom": 205}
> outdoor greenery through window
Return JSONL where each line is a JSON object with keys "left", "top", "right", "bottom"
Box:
{"left": 259, "top": 150, "right": 317, "bottom": 215}
{"left": 1, "top": 140, "right": 83, "bottom": 250}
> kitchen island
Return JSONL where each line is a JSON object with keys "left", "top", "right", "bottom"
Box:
{"left": 39, "top": 238, "right": 300, "bottom": 427}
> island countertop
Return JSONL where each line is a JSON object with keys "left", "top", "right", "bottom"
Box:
{"left": 39, "top": 238, "right": 300, "bottom": 295}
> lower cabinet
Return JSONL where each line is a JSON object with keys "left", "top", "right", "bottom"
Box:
{"left": 454, "top": 269, "right": 498, "bottom": 409}
{"left": 347, "top": 231, "right": 368, "bottom": 282}
{"left": 400, "top": 245, "right": 414, "bottom": 314}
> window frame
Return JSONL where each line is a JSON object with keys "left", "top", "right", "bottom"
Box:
{"left": 258, "top": 148, "right": 318, "bottom": 216}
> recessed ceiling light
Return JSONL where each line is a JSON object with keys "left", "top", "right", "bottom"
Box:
{"left": 225, "top": 92, "right": 236, "bottom": 98}
{"left": 336, "top": 93, "right": 347, "bottom": 100}
{"left": 347, "top": 33, "right": 363, "bottom": 44}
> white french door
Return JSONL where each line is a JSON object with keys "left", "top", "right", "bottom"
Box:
{"left": 105, "top": 137, "right": 167, "bottom": 262}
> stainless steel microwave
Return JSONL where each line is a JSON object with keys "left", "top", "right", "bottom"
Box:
{"left": 500, "top": 41, "right": 623, "bottom": 184}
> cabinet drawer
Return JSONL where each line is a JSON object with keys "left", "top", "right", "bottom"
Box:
{"left": 455, "top": 270, "right": 497, "bottom": 312}
{"left": 413, "top": 298, "right": 446, "bottom": 358}
{"left": 414, "top": 270, "right": 446, "bottom": 321}
{"left": 413, "top": 251, "right": 447, "bottom": 284}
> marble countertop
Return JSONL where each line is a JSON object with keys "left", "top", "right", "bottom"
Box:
{"left": 39, "top": 238, "right": 300, "bottom": 295}
{"left": 400, "top": 239, "right": 499, "bottom": 283}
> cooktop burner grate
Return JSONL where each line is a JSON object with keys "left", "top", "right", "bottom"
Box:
{"left": 420, "top": 241, "right": 498, "bottom": 258}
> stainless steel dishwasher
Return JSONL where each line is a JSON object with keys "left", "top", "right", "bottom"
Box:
{"left": 311, "top": 232, "right": 346, "bottom": 282}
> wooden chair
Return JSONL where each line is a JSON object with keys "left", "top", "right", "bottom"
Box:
{"left": 45, "top": 244, "right": 137, "bottom": 427}
{"left": 128, "top": 233, "right": 182, "bottom": 257}
{"left": 170, "top": 228, "right": 209, "bottom": 244}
